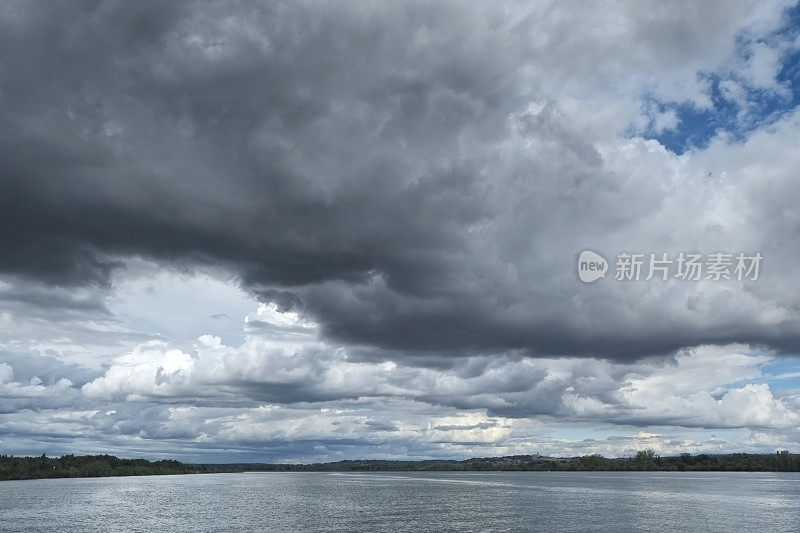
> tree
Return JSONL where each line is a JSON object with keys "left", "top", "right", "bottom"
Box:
{"left": 634, "top": 449, "right": 657, "bottom": 470}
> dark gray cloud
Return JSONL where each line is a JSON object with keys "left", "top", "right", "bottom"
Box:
{"left": 2, "top": 0, "right": 800, "bottom": 369}
{"left": 3, "top": 0, "right": 800, "bottom": 462}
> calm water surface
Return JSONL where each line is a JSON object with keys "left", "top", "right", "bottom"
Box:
{"left": 1, "top": 471, "right": 799, "bottom": 532}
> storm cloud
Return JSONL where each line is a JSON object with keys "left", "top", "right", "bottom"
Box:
{"left": 2, "top": 0, "right": 800, "bottom": 460}
{"left": 2, "top": 0, "right": 800, "bottom": 360}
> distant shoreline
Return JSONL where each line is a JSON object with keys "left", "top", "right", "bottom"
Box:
{"left": 2, "top": 451, "right": 798, "bottom": 481}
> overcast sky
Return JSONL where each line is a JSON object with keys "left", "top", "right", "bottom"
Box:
{"left": 2, "top": 0, "right": 800, "bottom": 462}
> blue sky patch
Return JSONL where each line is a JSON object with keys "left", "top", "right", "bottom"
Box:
{"left": 642, "top": 2, "right": 800, "bottom": 154}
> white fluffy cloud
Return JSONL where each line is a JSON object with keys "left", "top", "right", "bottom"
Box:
{"left": 0, "top": 363, "right": 79, "bottom": 413}
{"left": 53, "top": 301, "right": 796, "bottom": 459}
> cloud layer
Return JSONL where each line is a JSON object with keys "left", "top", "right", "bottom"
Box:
{"left": 1, "top": 1, "right": 800, "bottom": 460}
{"left": 2, "top": 288, "right": 799, "bottom": 461}
{"left": 2, "top": 0, "right": 800, "bottom": 360}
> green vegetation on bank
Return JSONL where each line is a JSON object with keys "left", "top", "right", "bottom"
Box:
{"left": 233, "top": 450, "right": 800, "bottom": 473}
{"left": 2, "top": 450, "right": 798, "bottom": 480}
{"left": 0, "top": 454, "right": 243, "bottom": 480}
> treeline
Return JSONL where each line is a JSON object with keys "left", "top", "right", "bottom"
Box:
{"left": 0, "top": 454, "right": 243, "bottom": 481}
{"left": 3, "top": 450, "right": 798, "bottom": 480}
{"left": 232, "top": 450, "right": 800, "bottom": 473}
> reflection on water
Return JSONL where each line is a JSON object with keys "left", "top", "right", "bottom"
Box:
{"left": 1, "top": 471, "right": 799, "bottom": 532}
